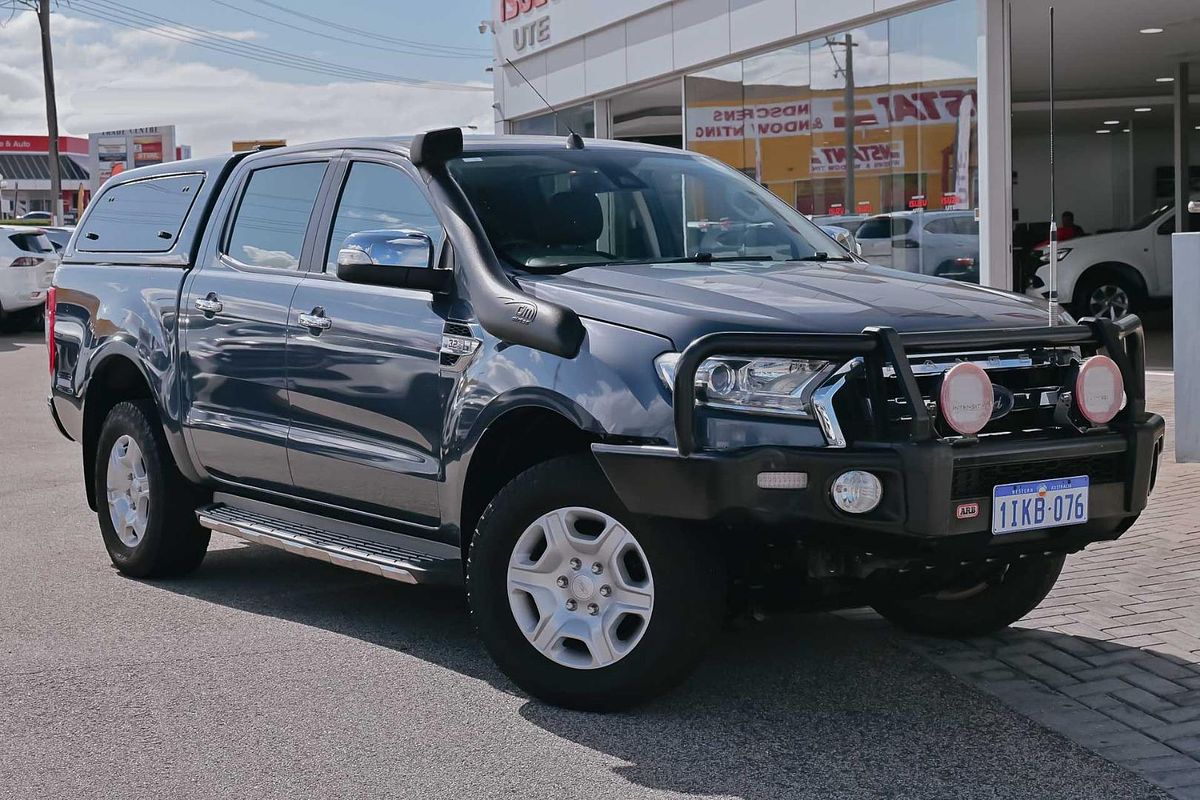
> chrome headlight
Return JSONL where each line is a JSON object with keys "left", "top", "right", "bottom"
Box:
{"left": 655, "top": 353, "right": 833, "bottom": 417}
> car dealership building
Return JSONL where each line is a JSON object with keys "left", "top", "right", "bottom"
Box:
{"left": 490, "top": 0, "right": 1198, "bottom": 293}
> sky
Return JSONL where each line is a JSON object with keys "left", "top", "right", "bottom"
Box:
{"left": 0, "top": 0, "right": 496, "bottom": 156}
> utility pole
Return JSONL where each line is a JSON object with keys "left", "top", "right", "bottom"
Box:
{"left": 827, "top": 35, "right": 858, "bottom": 212}
{"left": 38, "top": 0, "right": 62, "bottom": 225}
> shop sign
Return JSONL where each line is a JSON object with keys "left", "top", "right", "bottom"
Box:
{"left": 686, "top": 84, "right": 976, "bottom": 143}
{"left": 942, "top": 192, "right": 961, "bottom": 209}
{"left": 810, "top": 141, "right": 904, "bottom": 175}
{"left": 856, "top": 200, "right": 873, "bottom": 214}
{"left": 502, "top": 0, "right": 556, "bottom": 53}
{"left": 827, "top": 203, "right": 845, "bottom": 216}
{"left": 908, "top": 194, "right": 929, "bottom": 209}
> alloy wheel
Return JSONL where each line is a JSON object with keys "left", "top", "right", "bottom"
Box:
{"left": 506, "top": 506, "right": 654, "bottom": 669}
{"left": 1088, "top": 284, "right": 1131, "bottom": 320}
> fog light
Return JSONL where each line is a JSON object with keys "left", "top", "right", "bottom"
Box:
{"left": 757, "top": 471, "right": 809, "bottom": 490}
{"left": 831, "top": 470, "right": 882, "bottom": 514}
{"left": 940, "top": 361, "right": 994, "bottom": 436}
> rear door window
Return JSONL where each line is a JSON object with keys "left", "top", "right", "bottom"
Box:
{"left": 8, "top": 232, "right": 53, "bottom": 253}
{"left": 78, "top": 173, "right": 204, "bottom": 252}
{"left": 224, "top": 162, "right": 327, "bottom": 270}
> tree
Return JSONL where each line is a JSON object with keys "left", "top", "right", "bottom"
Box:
{"left": 2, "top": 0, "right": 63, "bottom": 224}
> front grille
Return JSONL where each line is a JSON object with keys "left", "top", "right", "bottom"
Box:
{"left": 851, "top": 348, "right": 1084, "bottom": 443}
{"left": 951, "top": 453, "right": 1123, "bottom": 499}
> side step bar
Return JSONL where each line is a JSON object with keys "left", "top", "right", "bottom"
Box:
{"left": 196, "top": 500, "right": 461, "bottom": 585}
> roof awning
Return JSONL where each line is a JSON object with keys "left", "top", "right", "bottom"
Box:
{"left": 0, "top": 153, "right": 89, "bottom": 182}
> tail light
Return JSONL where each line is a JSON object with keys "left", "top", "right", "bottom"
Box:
{"left": 46, "top": 286, "right": 57, "bottom": 376}
{"left": 11, "top": 256, "right": 43, "bottom": 267}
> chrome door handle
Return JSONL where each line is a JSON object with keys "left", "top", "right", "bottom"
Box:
{"left": 194, "top": 296, "right": 223, "bottom": 314}
{"left": 298, "top": 312, "right": 332, "bottom": 331}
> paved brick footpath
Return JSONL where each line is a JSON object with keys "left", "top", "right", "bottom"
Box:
{"left": 861, "top": 374, "right": 1200, "bottom": 798}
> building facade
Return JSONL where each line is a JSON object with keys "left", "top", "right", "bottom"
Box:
{"left": 0, "top": 135, "right": 91, "bottom": 220}
{"left": 490, "top": 0, "right": 1011, "bottom": 289}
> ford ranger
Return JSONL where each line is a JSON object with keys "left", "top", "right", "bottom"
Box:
{"left": 48, "top": 130, "right": 1164, "bottom": 710}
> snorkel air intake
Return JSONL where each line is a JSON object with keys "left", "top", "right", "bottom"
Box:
{"left": 411, "top": 127, "right": 586, "bottom": 359}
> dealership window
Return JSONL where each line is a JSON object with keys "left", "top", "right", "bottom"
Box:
{"left": 609, "top": 81, "right": 683, "bottom": 148}
{"left": 683, "top": 0, "right": 980, "bottom": 280}
{"left": 511, "top": 103, "right": 595, "bottom": 137}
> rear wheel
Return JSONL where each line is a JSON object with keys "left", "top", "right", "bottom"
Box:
{"left": 871, "top": 554, "right": 1065, "bottom": 638}
{"left": 467, "top": 455, "right": 723, "bottom": 710}
{"left": 94, "top": 400, "right": 210, "bottom": 578}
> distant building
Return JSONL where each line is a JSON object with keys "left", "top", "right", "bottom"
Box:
{"left": 0, "top": 135, "right": 90, "bottom": 220}
{"left": 87, "top": 126, "right": 179, "bottom": 192}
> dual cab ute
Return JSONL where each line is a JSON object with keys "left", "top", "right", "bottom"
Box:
{"left": 48, "top": 130, "right": 1164, "bottom": 710}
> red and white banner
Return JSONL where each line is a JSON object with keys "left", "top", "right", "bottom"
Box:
{"left": 687, "top": 85, "right": 977, "bottom": 143}
{"left": 810, "top": 141, "right": 904, "bottom": 175}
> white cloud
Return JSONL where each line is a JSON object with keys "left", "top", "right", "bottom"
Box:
{"left": 0, "top": 12, "right": 493, "bottom": 156}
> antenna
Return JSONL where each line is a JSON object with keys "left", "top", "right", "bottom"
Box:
{"left": 1047, "top": 5, "right": 1057, "bottom": 327}
{"left": 505, "top": 57, "right": 584, "bottom": 148}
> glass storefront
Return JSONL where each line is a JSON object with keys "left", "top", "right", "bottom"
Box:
{"left": 511, "top": 103, "right": 596, "bottom": 137}
{"left": 684, "top": 0, "right": 981, "bottom": 280}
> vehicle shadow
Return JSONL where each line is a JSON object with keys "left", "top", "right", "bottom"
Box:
{"left": 152, "top": 540, "right": 1167, "bottom": 799}
{"left": 0, "top": 330, "right": 42, "bottom": 354}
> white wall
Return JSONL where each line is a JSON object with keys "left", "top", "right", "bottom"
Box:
{"left": 495, "top": 0, "right": 940, "bottom": 120}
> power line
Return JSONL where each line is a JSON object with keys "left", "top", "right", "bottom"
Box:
{"left": 205, "top": 0, "right": 489, "bottom": 61}
{"left": 245, "top": 0, "right": 489, "bottom": 56}
{"left": 69, "top": 0, "right": 488, "bottom": 91}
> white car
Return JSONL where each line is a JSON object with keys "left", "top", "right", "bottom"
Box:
{"left": 0, "top": 226, "right": 58, "bottom": 332}
{"left": 1028, "top": 204, "right": 1200, "bottom": 319}
{"left": 853, "top": 210, "right": 980, "bottom": 280}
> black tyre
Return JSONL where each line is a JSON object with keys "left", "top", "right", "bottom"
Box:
{"left": 94, "top": 400, "right": 210, "bottom": 578}
{"left": 1073, "top": 269, "right": 1142, "bottom": 321}
{"left": 467, "top": 454, "right": 723, "bottom": 711}
{"left": 871, "top": 554, "right": 1066, "bottom": 638}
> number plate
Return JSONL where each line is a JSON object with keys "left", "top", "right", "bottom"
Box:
{"left": 991, "top": 476, "right": 1089, "bottom": 534}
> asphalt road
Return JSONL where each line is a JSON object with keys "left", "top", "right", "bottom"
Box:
{"left": 0, "top": 330, "right": 1169, "bottom": 799}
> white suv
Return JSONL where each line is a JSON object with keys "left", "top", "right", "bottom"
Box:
{"left": 854, "top": 210, "right": 980, "bottom": 280}
{"left": 0, "top": 226, "right": 58, "bottom": 332}
{"left": 1028, "top": 204, "right": 1200, "bottom": 319}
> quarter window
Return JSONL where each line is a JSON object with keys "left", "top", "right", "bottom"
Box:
{"left": 225, "top": 162, "right": 327, "bottom": 270}
{"left": 324, "top": 162, "right": 443, "bottom": 273}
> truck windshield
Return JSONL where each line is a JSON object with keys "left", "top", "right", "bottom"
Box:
{"left": 447, "top": 147, "right": 849, "bottom": 271}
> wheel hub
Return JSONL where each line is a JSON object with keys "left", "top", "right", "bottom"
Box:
{"left": 506, "top": 506, "right": 654, "bottom": 670}
{"left": 105, "top": 434, "right": 150, "bottom": 548}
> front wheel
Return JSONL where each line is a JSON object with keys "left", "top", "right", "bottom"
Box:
{"left": 467, "top": 455, "right": 723, "bottom": 711}
{"left": 871, "top": 554, "right": 1065, "bottom": 638}
{"left": 94, "top": 400, "right": 210, "bottom": 578}
{"left": 1073, "top": 271, "right": 1142, "bottom": 321}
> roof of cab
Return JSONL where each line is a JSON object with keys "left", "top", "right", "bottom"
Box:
{"left": 100, "top": 133, "right": 688, "bottom": 187}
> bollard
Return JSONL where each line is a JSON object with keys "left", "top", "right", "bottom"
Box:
{"left": 1174, "top": 231, "right": 1200, "bottom": 462}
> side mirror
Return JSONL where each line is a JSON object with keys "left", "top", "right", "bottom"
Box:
{"left": 336, "top": 229, "right": 451, "bottom": 292}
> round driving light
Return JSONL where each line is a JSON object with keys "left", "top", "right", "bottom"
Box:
{"left": 939, "top": 362, "right": 994, "bottom": 436}
{"left": 1075, "top": 355, "right": 1125, "bottom": 424}
{"left": 831, "top": 470, "right": 883, "bottom": 514}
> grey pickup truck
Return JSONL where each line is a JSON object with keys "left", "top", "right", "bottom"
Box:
{"left": 48, "top": 130, "right": 1164, "bottom": 710}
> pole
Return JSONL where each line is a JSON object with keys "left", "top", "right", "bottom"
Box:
{"left": 843, "top": 33, "right": 856, "bottom": 212}
{"left": 38, "top": 0, "right": 62, "bottom": 226}
{"left": 1047, "top": 6, "right": 1056, "bottom": 326}
{"left": 1174, "top": 61, "right": 1192, "bottom": 234}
